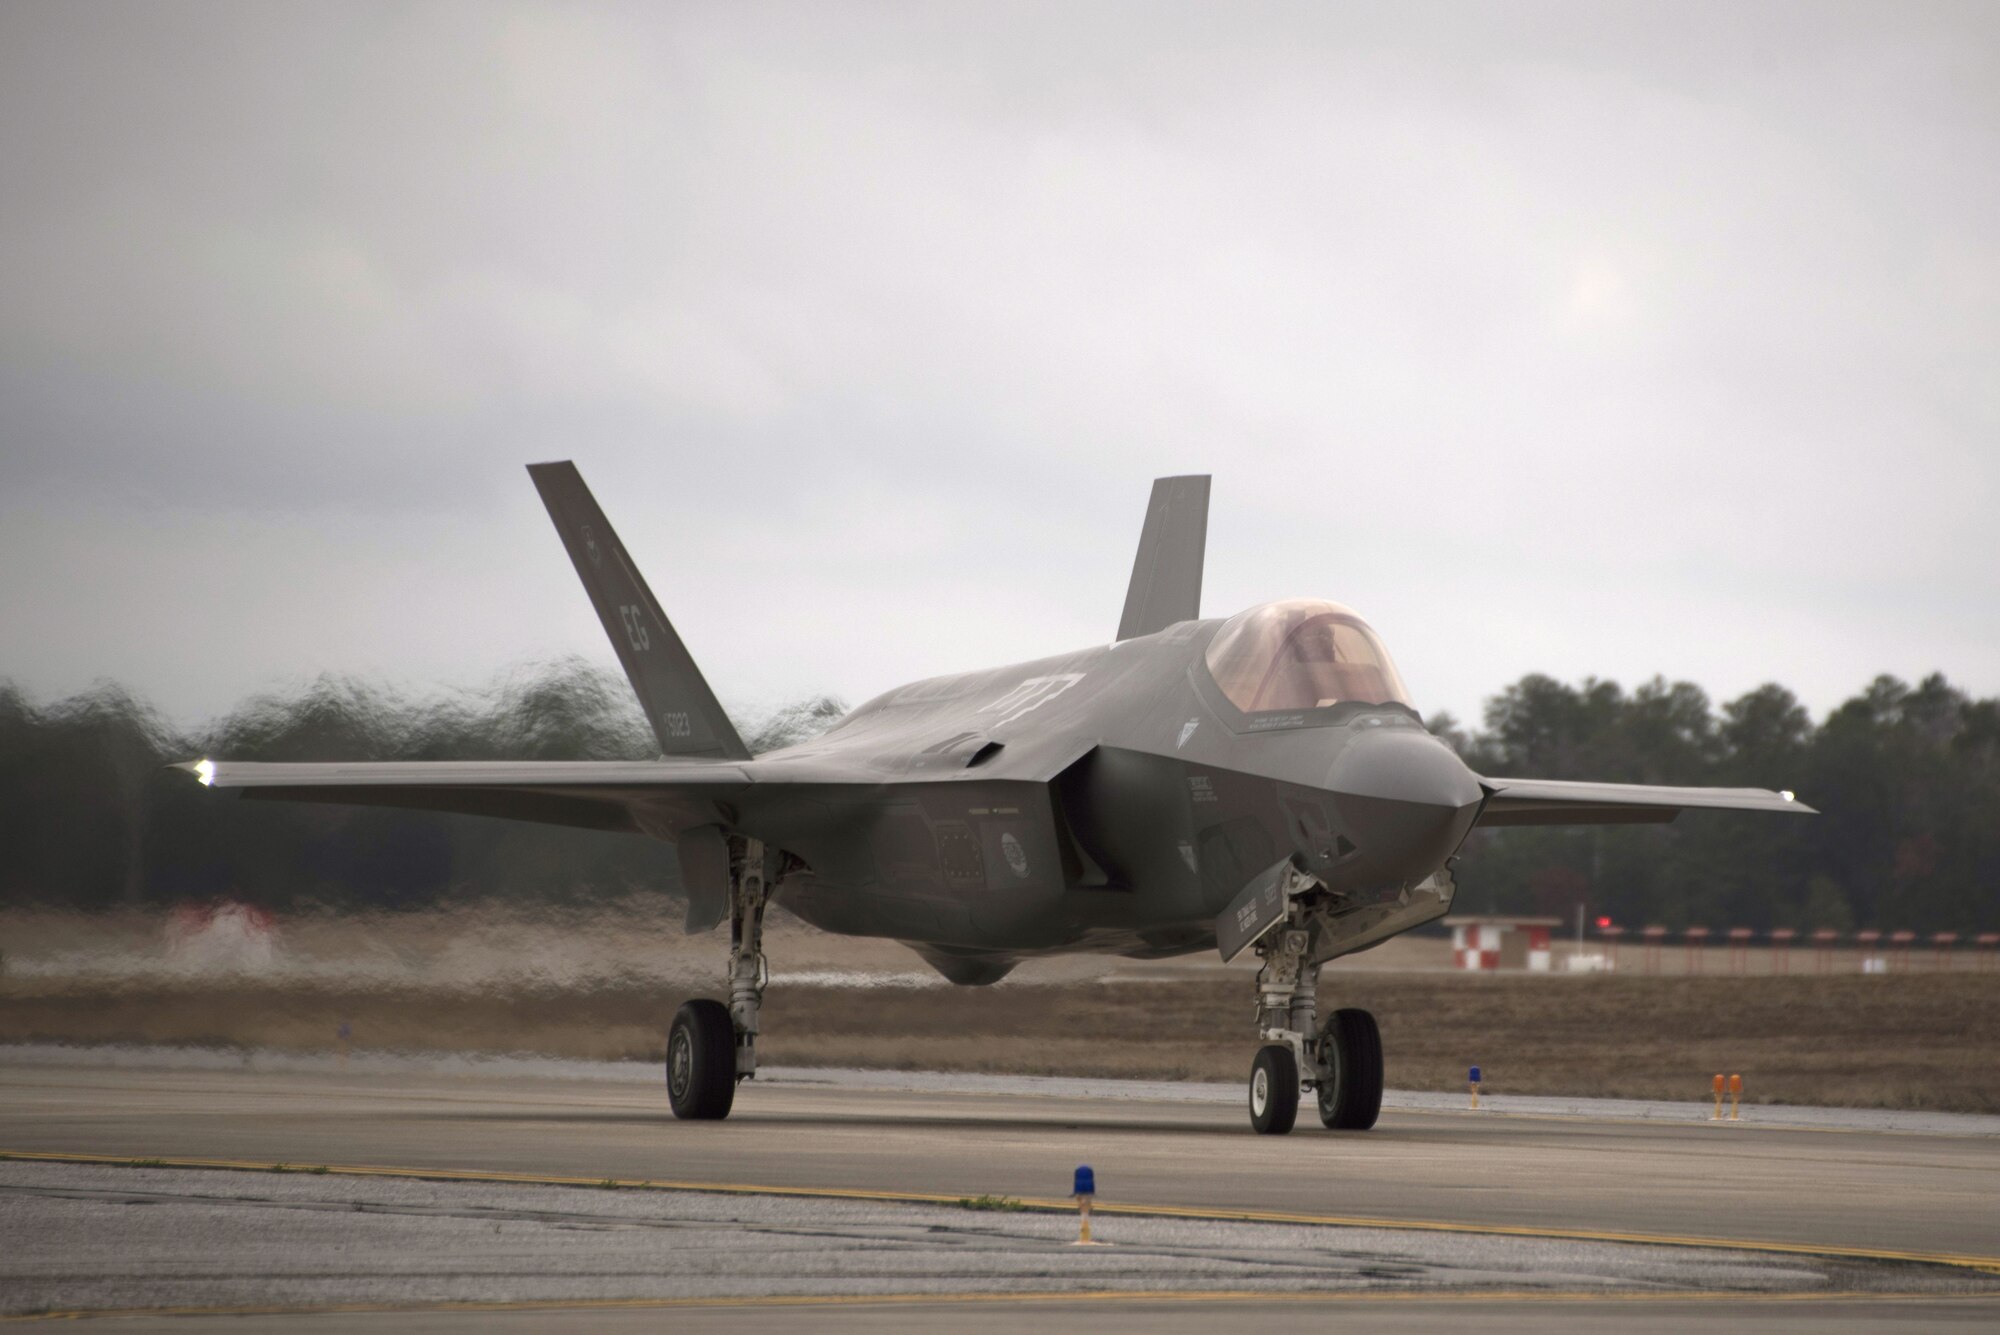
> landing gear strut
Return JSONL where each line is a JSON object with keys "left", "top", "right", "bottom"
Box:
{"left": 666, "top": 836, "right": 776, "bottom": 1121}
{"left": 1244, "top": 869, "right": 1384, "bottom": 1135}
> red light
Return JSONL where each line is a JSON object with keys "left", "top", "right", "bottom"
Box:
{"left": 1595, "top": 917, "right": 1612, "bottom": 929}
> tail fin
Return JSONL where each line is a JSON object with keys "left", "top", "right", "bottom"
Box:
{"left": 528, "top": 461, "right": 751, "bottom": 761}
{"left": 1117, "top": 474, "right": 1211, "bottom": 641}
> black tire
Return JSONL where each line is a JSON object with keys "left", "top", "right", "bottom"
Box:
{"left": 1316, "top": 1007, "right": 1383, "bottom": 1131}
{"left": 666, "top": 999, "right": 736, "bottom": 1120}
{"left": 1248, "top": 1044, "right": 1299, "bottom": 1135}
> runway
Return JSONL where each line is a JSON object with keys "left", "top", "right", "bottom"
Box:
{"left": 3, "top": 1049, "right": 1998, "bottom": 1330}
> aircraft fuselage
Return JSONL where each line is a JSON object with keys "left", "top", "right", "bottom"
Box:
{"left": 745, "top": 615, "right": 1482, "bottom": 980}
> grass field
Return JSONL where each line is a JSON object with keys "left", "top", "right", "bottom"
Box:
{"left": 6, "top": 970, "right": 1996, "bottom": 1113}
{"left": 5, "top": 906, "right": 1995, "bottom": 1111}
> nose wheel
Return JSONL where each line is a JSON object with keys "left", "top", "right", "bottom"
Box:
{"left": 1241, "top": 893, "right": 1384, "bottom": 1134}
{"left": 1248, "top": 1044, "right": 1300, "bottom": 1134}
{"left": 1244, "top": 1009, "right": 1384, "bottom": 1135}
{"left": 1315, "top": 1007, "right": 1384, "bottom": 1130}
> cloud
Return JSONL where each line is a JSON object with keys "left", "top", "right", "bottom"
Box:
{"left": 1, "top": 0, "right": 1996, "bottom": 726}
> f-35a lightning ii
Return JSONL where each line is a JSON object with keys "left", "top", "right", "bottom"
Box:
{"left": 181, "top": 464, "right": 1813, "bottom": 1134}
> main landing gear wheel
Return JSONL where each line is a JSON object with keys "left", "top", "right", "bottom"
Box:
{"left": 1316, "top": 1007, "right": 1383, "bottom": 1131}
{"left": 666, "top": 999, "right": 735, "bottom": 1120}
{"left": 1248, "top": 1043, "right": 1300, "bottom": 1135}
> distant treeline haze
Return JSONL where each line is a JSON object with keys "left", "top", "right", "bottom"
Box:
{"left": 1, "top": 662, "right": 1994, "bottom": 935}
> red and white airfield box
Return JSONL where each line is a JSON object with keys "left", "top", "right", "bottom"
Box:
{"left": 1444, "top": 916, "right": 1562, "bottom": 972}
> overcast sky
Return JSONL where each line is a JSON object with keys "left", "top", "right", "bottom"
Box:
{"left": 3, "top": 1, "right": 1995, "bottom": 734}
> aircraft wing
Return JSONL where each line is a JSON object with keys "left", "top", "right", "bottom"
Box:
{"left": 174, "top": 758, "right": 754, "bottom": 836}
{"left": 1475, "top": 776, "right": 1814, "bottom": 827}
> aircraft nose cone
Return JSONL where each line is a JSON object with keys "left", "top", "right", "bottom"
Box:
{"left": 1326, "top": 728, "right": 1484, "bottom": 885}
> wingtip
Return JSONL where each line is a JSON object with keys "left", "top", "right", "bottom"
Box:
{"left": 169, "top": 758, "right": 217, "bottom": 786}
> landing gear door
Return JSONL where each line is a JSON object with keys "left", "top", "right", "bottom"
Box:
{"left": 1215, "top": 856, "right": 1296, "bottom": 963}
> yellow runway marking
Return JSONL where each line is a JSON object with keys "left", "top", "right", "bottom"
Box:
{"left": 6, "top": 1289, "right": 1999, "bottom": 1324}
{"left": 6, "top": 1148, "right": 2000, "bottom": 1282}
{"left": 1379, "top": 1104, "right": 1996, "bottom": 1139}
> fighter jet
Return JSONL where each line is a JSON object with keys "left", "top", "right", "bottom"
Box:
{"left": 179, "top": 464, "right": 1813, "bottom": 1133}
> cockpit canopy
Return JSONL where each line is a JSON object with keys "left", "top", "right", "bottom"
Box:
{"left": 1203, "top": 599, "right": 1412, "bottom": 714}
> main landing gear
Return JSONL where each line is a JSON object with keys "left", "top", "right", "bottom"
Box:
{"left": 1246, "top": 884, "right": 1383, "bottom": 1135}
{"left": 666, "top": 837, "right": 777, "bottom": 1121}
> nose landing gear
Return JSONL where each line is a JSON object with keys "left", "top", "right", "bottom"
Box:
{"left": 1243, "top": 867, "right": 1384, "bottom": 1135}
{"left": 1245, "top": 966, "right": 1383, "bottom": 1134}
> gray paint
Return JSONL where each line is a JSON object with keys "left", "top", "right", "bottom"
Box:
{"left": 1116, "top": 474, "right": 1210, "bottom": 642}
{"left": 1214, "top": 857, "right": 1293, "bottom": 964}
{"left": 527, "top": 462, "right": 751, "bottom": 762}
{"left": 181, "top": 467, "right": 1813, "bottom": 981}
{"left": 674, "top": 825, "right": 731, "bottom": 934}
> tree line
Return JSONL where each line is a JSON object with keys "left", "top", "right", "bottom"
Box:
{"left": 1433, "top": 673, "right": 1999, "bottom": 935}
{"left": 0, "top": 660, "right": 841, "bottom": 913}
{"left": 1, "top": 664, "right": 1993, "bottom": 933}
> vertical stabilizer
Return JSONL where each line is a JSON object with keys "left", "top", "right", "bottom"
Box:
{"left": 528, "top": 462, "right": 752, "bottom": 761}
{"left": 1116, "top": 474, "right": 1211, "bottom": 641}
